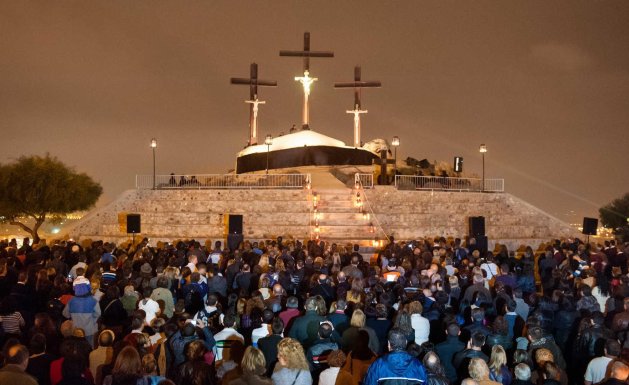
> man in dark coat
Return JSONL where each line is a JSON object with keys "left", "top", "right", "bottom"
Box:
{"left": 258, "top": 317, "right": 284, "bottom": 375}
{"left": 435, "top": 323, "right": 465, "bottom": 383}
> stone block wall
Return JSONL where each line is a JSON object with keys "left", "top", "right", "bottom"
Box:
{"left": 65, "top": 185, "right": 579, "bottom": 250}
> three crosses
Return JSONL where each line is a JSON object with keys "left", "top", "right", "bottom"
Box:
{"left": 231, "top": 32, "right": 380, "bottom": 147}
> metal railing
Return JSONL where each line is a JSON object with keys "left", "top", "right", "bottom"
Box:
{"left": 395, "top": 175, "right": 504, "bottom": 192}
{"left": 355, "top": 173, "right": 374, "bottom": 189}
{"left": 136, "top": 174, "right": 311, "bottom": 190}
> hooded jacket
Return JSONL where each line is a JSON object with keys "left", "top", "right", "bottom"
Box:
{"left": 363, "top": 351, "right": 427, "bottom": 385}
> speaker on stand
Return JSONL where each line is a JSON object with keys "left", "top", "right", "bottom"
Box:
{"left": 126, "top": 214, "right": 141, "bottom": 245}
{"left": 582, "top": 217, "right": 598, "bottom": 243}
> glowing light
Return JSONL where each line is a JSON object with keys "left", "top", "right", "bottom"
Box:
{"left": 392, "top": 136, "right": 400, "bottom": 147}
{"left": 51, "top": 228, "right": 61, "bottom": 234}
{"left": 479, "top": 144, "right": 487, "bottom": 153}
{"left": 150, "top": 138, "right": 157, "bottom": 148}
{"left": 295, "top": 70, "right": 317, "bottom": 97}
{"left": 369, "top": 223, "right": 375, "bottom": 233}
{"left": 362, "top": 211, "right": 369, "bottom": 220}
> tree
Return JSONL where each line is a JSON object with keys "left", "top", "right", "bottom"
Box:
{"left": 0, "top": 154, "right": 103, "bottom": 243}
{"left": 599, "top": 192, "right": 629, "bottom": 240}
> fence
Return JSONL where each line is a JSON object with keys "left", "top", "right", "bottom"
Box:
{"left": 354, "top": 173, "right": 374, "bottom": 189}
{"left": 136, "top": 174, "right": 311, "bottom": 190}
{"left": 394, "top": 175, "right": 504, "bottom": 192}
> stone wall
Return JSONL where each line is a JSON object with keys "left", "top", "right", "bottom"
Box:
{"left": 65, "top": 186, "right": 579, "bottom": 250}
{"left": 65, "top": 189, "right": 313, "bottom": 242}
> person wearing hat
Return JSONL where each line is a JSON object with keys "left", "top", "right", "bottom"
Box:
{"left": 62, "top": 276, "right": 101, "bottom": 348}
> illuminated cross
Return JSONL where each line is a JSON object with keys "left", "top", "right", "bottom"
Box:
{"left": 334, "top": 66, "right": 381, "bottom": 148}
{"left": 230, "top": 63, "right": 277, "bottom": 146}
{"left": 280, "top": 32, "right": 334, "bottom": 129}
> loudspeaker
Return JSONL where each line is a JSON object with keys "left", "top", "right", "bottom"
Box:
{"left": 454, "top": 157, "right": 463, "bottom": 173}
{"left": 228, "top": 214, "right": 243, "bottom": 235}
{"left": 469, "top": 216, "right": 486, "bottom": 237}
{"left": 126, "top": 214, "right": 141, "bottom": 234}
{"left": 582, "top": 217, "right": 598, "bottom": 235}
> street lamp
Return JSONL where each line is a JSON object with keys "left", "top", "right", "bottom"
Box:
{"left": 391, "top": 136, "right": 400, "bottom": 178}
{"left": 265, "top": 134, "right": 273, "bottom": 174}
{"left": 150, "top": 138, "right": 157, "bottom": 189}
{"left": 479, "top": 144, "right": 487, "bottom": 192}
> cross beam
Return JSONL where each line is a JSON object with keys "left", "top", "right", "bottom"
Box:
{"left": 280, "top": 32, "right": 334, "bottom": 129}
{"left": 230, "top": 63, "right": 277, "bottom": 146}
{"left": 334, "top": 66, "right": 381, "bottom": 147}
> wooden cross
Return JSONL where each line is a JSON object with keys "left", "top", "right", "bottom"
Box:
{"left": 334, "top": 66, "right": 381, "bottom": 147}
{"left": 280, "top": 32, "right": 334, "bottom": 129}
{"left": 230, "top": 63, "right": 277, "bottom": 146}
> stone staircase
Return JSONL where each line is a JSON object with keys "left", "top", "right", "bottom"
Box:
{"left": 312, "top": 188, "right": 380, "bottom": 245}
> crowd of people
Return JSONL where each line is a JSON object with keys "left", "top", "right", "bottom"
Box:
{"left": 0, "top": 235, "right": 628, "bottom": 385}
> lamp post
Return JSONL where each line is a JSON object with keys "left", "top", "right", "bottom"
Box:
{"left": 392, "top": 136, "right": 400, "bottom": 178}
{"left": 150, "top": 138, "right": 157, "bottom": 190}
{"left": 265, "top": 134, "right": 273, "bottom": 174}
{"left": 479, "top": 144, "right": 487, "bottom": 192}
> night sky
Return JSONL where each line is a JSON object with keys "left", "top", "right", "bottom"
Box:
{"left": 1, "top": 1, "right": 628, "bottom": 225}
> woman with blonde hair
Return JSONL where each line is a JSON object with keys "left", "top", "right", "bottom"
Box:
{"left": 488, "top": 345, "right": 512, "bottom": 385}
{"left": 272, "top": 338, "right": 312, "bottom": 385}
{"left": 469, "top": 358, "right": 502, "bottom": 385}
{"left": 229, "top": 346, "right": 272, "bottom": 385}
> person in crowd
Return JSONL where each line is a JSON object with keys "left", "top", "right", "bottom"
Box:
{"left": 488, "top": 345, "right": 512, "bottom": 385}
{"left": 272, "top": 337, "right": 312, "bottom": 385}
{"left": 423, "top": 351, "right": 449, "bottom": 385}
{"left": 454, "top": 332, "right": 489, "bottom": 380}
{"left": 363, "top": 328, "right": 427, "bottom": 385}
{"left": 342, "top": 329, "right": 377, "bottom": 385}
{"left": 62, "top": 276, "right": 101, "bottom": 348}
{"left": 511, "top": 364, "right": 534, "bottom": 385}
{"left": 597, "top": 360, "right": 629, "bottom": 385}
{"left": 0, "top": 344, "right": 38, "bottom": 385}
{"left": 436, "top": 322, "right": 465, "bottom": 383}
{"left": 257, "top": 316, "right": 284, "bottom": 375}
{"left": 102, "top": 345, "right": 146, "bottom": 385}
{"left": 318, "top": 349, "right": 352, "bottom": 385}
{"left": 176, "top": 340, "right": 216, "bottom": 385}
{"left": 469, "top": 358, "right": 502, "bottom": 385}
{"left": 289, "top": 296, "right": 325, "bottom": 348}
{"left": 584, "top": 339, "right": 621, "bottom": 385}
{"left": 228, "top": 346, "right": 271, "bottom": 385}
{"left": 26, "top": 333, "right": 54, "bottom": 385}
{"left": 409, "top": 301, "right": 430, "bottom": 346}
{"left": 90, "top": 329, "right": 115, "bottom": 385}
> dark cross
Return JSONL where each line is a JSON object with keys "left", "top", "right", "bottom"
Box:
{"left": 230, "top": 63, "right": 277, "bottom": 146}
{"left": 334, "top": 66, "right": 381, "bottom": 147}
{"left": 280, "top": 32, "right": 334, "bottom": 129}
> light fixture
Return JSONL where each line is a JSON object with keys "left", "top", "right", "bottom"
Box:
{"left": 392, "top": 136, "right": 400, "bottom": 178}
{"left": 150, "top": 138, "right": 157, "bottom": 189}
{"left": 479, "top": 144, "right": 487, "bottom": 192}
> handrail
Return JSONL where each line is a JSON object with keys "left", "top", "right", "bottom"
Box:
{"left": 354, "top": 173, "right": 374, "bottom": 189}
{"left": 394, "top": 175, "right": 504, "bottom": 192}
{"left": 136, "top": 173, "right": 311, "bottom": 190}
